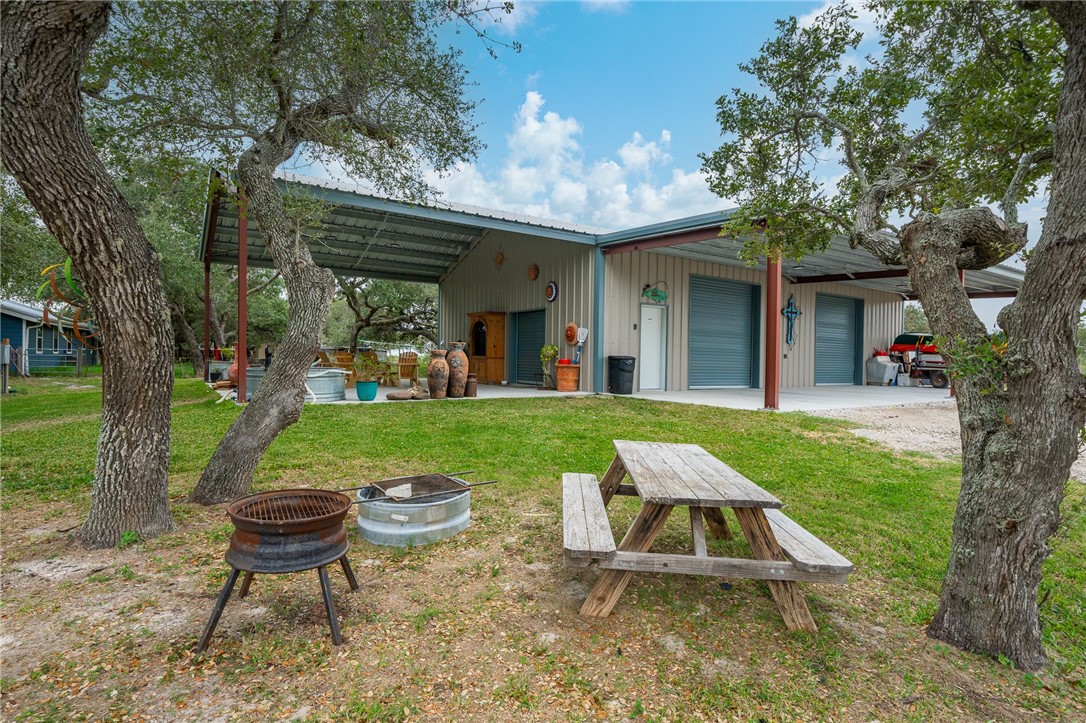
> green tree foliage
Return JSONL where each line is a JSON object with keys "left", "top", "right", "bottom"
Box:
{"left": 0, "top": 169, "right": 64, "bottom": 301}
{"left": 332, "top": 278, "right": 437, "bottom": 350}
{"left": 80, "top": 0, "right": 512, "bottom": 504}
{"left": 903, "top": 303, "right": 930, "bottom": 333}
{"left": 701, "top": 2, "right": 1060, "bottom": 264}
{"left": 82, "top": 1, "right": 498, "bottom": 196}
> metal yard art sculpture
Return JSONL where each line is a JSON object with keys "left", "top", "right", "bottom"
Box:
{"left": 36, "top": 258, "right": 101, "bottom": 350}
{"left": 782, "top": 294, "right": 802, "bottom": 349}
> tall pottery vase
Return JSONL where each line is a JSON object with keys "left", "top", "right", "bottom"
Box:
{"left": 446, "top": 342, "right": 469, "bottom": 398}
{"left": 427, "top": 350, "right": 449, "bottom": 400}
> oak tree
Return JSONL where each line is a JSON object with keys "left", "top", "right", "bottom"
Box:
{"left": 702, "top": 1, "right": 1085, "bottom": 669}
{"left": 1, "top": 1, "right": 177, "bottom": 548}
{"left": 84, "top": 1, "right": 505, "bottom": 503}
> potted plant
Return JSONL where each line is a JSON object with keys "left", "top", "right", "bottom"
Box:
{"left": 539, "top": 344, "right": 559, "bottom": 389}
{"left": 353, "top": 353, "right": 380, "bottom": 401}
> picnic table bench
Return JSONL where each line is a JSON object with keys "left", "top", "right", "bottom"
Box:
{"left": 563, "top": 440, "right": 853, "bottom": 631}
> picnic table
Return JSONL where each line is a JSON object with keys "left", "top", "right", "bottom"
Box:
{"left": 563, "top": 440, "right": 853, "bottom": 631}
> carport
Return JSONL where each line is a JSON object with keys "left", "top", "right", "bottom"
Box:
{"left": 200, "top": 172, "right": 1025, "bottom": 406}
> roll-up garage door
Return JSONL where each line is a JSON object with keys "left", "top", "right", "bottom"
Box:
{"left": 688, "top": 276, "right": 757, "bottom": 388}
{"left": 815, "top": 294, "right": 861, "bottom": 384}
{"left": 513, "top": 309, "right": 546, "bottom": 385}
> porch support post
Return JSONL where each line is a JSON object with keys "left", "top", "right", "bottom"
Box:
{"left": 203, "top": 260, "right": 211, "bottom": 381}
{"left": 763, "top": 254, "right": 782, "bottom": 410}
{"left": 237, "top": 192, "right": 248, "bottom": 403}
{"left": 203, "top": 192, "right": 220, "bottom": 382}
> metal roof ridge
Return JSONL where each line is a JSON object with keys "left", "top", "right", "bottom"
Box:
{"left": 596, "top": 209, "right": 737, "bottom": 245}
{"left": 273, "top": 171, "right": 610, "bottom": 237}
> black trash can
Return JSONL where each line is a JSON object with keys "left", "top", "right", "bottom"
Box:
{"left": 607, "top": 355, "right": 636, "bottom": 394}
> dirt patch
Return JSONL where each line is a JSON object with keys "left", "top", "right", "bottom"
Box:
{"left": 816, "top": 400, "right": 1086, "bottom": 482}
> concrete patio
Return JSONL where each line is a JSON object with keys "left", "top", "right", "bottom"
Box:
{"left": 340, "top": 381, "right": 952, "bottom": 412}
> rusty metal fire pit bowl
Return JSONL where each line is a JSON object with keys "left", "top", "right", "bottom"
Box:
{"left": 226, "top": 488, "right": 352, "bottom": 572}
{"left": 195, "top": 488, "right": 359, "bottom": 654}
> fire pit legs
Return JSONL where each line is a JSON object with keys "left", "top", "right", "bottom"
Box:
{"left": 195, "top": 554, "right": 358, "bottom": 654}
{"left": 340, "top": 557, "right": 359, "bottom": 591}
{"left": 318, "top": 566, "right": 343, "bottom": 645}
{"left": 238, "top": 571, "right": 255, "bottom": 598}
{"left": 195, "top": 567, "right": 241, "bottom": 654}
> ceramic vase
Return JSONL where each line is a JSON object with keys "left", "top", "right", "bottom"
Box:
{"left": 427, "top": 350, "right": 449, "bottom": 400}
{"left": 446, "top": 341, "right": 469, "bottom": 398}
{"left": 465, "top": 373, "right": 478, "bottom": 398}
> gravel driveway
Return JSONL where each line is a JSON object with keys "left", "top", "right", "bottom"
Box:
{"left": 816, "top": 400, "right": 1086, "bottom": 483}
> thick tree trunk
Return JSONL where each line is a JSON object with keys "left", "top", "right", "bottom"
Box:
{"left": 189, "top": 144, "right": 336, "bottom": 504}
{"left": 923, "top": 3, "right": 1086, "bottom": 672}
{"left": 171, "top": 303, "right": 204, "bottom": 377}
{"left": 1, "top": 1, "right": 175, "bottom": 547}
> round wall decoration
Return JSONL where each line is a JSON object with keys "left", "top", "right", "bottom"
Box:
{"left": 494, "top": 251, "right": 504, "bottom": 267}
{"left": 527, "top": 264, "right": 539, "bottom": 281}
{"left": 564, "top": 322, "right": 578, "bottom": 344}
{"left": 545, "top": 281, "right": 559, "bottom": 303}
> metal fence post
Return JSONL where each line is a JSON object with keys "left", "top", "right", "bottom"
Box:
{"left": 2, "top": 338, "right": 10, "bottom": 394}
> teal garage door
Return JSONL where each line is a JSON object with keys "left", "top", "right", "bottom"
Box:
{"left": 513, "top": 309, "right": 546, "bottom": 385}
{"left": 688, "top": 276, "right": 758, "bottom": 388}
{"left": 815, "top": 294, "right": 862, "bottom": 384}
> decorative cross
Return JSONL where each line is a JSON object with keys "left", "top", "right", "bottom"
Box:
{"left": 782, "top": 294, "right": 802, "bottom": 348}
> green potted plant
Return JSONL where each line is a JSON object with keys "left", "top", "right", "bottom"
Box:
{"left": 539, "top": 344, "right": 559, "bottom": 389}
{"left": 353, "top": 353, "right": 380, "bottom": 401}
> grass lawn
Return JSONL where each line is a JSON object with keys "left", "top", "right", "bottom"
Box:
{"left": 1, "top": 377, "right": 1083, "bottom": 721}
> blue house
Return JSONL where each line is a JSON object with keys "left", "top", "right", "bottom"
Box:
{"left": 0, "top": 299, "right": 97, "bottom": 374}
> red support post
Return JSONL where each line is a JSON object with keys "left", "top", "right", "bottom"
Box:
{"left": 764, "top": 254, "right": 782, "bottom": 410}
{"left": 237, "top": 192, "right": 248, "bottom": 403}
{"left": 204, "top": 194, "right": 219, "bottom": 382}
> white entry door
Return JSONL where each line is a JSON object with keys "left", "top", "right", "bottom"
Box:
{"left": 639, "top": 305, "right": 667, "bottom": 390}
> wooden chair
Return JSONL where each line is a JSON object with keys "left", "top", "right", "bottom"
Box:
{"left": 397, "top": 352, "right": 420, "bottom": 387}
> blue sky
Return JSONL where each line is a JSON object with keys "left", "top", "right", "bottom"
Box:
{"left": 420, "top": 0, "right": 825, "bottom": 229}
{"left": 312, "top": 0, "right": 1034, "bottom": 328}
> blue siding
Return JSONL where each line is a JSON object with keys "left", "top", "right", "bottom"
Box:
{"left": 1, "top": 313, "right": 23, "bottom": 349}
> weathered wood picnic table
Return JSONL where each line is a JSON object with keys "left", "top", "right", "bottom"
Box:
{"left": 563, "top": 440, "right": 853, "bottom": 631}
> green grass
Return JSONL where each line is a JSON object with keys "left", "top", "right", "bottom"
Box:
{"left": 1, "top": 377, "right": 1083, "bottom": 718}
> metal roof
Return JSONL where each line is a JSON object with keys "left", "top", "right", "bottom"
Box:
{"left": 200, "top": 172, "right": 603, "bottom": 283}
{"left": 598, "top": 215, "right": 1023, "bottom": 299}
{"left": 1, "top": 298, "right": 93, "bottom": 329}
{"left": 199, "top": 173, "right": 1024, "bottom": 297}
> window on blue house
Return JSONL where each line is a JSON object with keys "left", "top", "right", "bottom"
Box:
{"left": 35, "top": 328, "right": 42, "bottom": 353}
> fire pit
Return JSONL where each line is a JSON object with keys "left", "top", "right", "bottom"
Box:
{"left": 195, "top": 489, "right": 359, "bottom": 653}
{"left": 357, "top": 473, "right": 477, "bottom": 547}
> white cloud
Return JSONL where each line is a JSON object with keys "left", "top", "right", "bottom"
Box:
{"left": 488, "top": 1, "right": 540, "bottom": 36}
{"left": 582, "top": 0, "right": 630, "bottom": 13}
{"left": 798, "top": 1, "right": 879, "bottom": 38}
{"left": 426, "top": 92, "right": 727, "bottom": 229}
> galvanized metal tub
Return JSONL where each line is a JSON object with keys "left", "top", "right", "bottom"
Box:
{"left": 245, "top": 366, "right": 266, "bottom": 395}
{"left": 306, "top": 367, "right": 348, "bottom": 403}
{"left": 243, "top": 366, "right": 346, "bottom": 402}
{"left": 355, "top": 488, "right": 470, "bottom": 547}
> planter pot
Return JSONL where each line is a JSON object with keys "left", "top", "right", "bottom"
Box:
{"left": 556, "top": 363, "right": 580, "bottom": 392}
{"left": 355, "top": 381, "right": 379, "bottom": 402}
{"left": 427, "top": 350, "right": 449, "bottom": 399}
{"left": 464, "top": 373, "right": 478, "bottom": 398}
{"left": 447, "top": 341, "right": 468, "bottom": 398}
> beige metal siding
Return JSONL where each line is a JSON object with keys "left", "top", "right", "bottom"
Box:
{"left": 603, "top": 250, "right": 903, "bottom": 390}
{"left": 439, "top": 230, "right": 596, "bottom": 389}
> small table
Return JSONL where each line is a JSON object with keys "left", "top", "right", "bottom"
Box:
{"left": 567, "top": 441, "right": 852, "bottom": 631}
